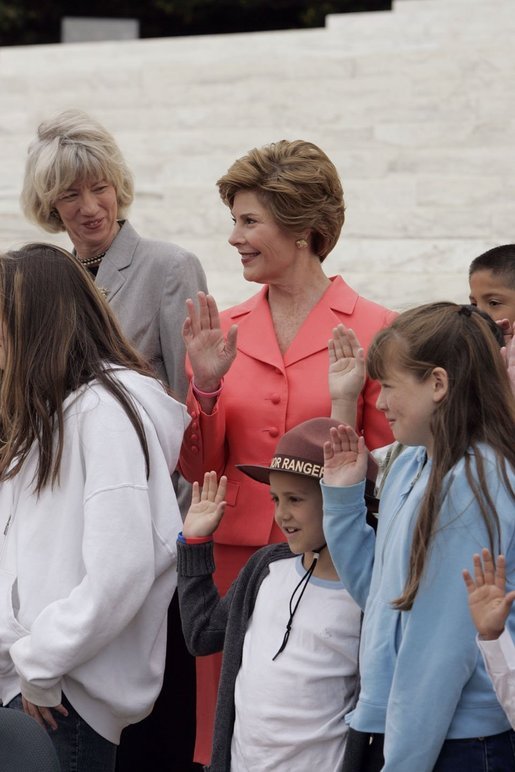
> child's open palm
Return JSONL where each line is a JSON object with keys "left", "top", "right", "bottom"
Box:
{"left": 463, "top": 549, "right": 515, "bottom": 640}
{"left": 502, "top": 321, "right": 515, "bottom": 395}
{"left": 323, "top": 424, "right": 368, "bottom": 488}
{"left": 328, "top": 325, "right": 366, "bottom": 425}
{"left": 183, "top": 471, "right": 227, "bottom": 538}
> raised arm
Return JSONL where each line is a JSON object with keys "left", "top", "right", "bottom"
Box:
{"left": 464, "top": 549, "right": 515, "bottom": 730}
{"left": 182, "top": 292, "right": 238, "bottom": 414}
{"left": 463, "top": 549, "right": 515, "bottom": 640}
{"left": 322, "top": 424, "right": 375, "bottom": 608}
{"left": 328, "top": 325, "right": 366, "bottom": 426}
{"left": 502, "top": 322, "right": 515, "bottom": 395}
{"left": 323, "top": 424, "right": 368, "bottom": 488}
{"left": 182, "top": 471, "right": 227, "bottom": 539}
{"left": 178, "top": 473, "right": 235, "bottom": 656}
{"left": 358, "top": 308, "right": 397, "bottom": 451}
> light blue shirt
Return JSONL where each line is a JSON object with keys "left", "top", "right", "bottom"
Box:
{"left": 322, "top": 444, "right": 515, "bottom": 772}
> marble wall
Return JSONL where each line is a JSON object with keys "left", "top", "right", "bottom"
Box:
{"left": 0, "top": 0, "right": 513, "bottom": 311}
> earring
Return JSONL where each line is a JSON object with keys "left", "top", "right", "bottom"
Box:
{"left": 295, "top": 238, "right": 308, "bottom": 248}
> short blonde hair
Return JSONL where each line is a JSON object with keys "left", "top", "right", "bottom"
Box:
{"left": 21, "top": 109, "right": 134, "bottom": 233}
{"left": 217, "top": 139, "right": 345, "bottom": 260}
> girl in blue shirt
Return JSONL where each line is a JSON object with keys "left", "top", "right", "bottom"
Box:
{"left": 322, "top": 301, "right": 515, "bottom": 772}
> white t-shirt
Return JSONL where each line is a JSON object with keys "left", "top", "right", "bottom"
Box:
{"left": 478, "top": 629, "right": 515, "bottom": 729}
{"left": 231, "top": 556, "right": 361, "bottom": 771}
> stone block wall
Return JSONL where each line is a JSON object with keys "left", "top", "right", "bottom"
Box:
{"left": 0, "top": 0, "right": 513, "bottom": 311}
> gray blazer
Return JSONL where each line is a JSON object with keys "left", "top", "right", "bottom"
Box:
{"left": 96, "top": 220, "right": 207, "bottom": 402}
{"left": 96, "top": 220, "right": 207, "bottom": 514}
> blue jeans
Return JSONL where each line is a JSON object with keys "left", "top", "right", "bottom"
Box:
{"left": 7, "top": 693, "right": 117, "bottom": 772}
{"left": 433, "top": 730, "right": 515, "bottom": 771}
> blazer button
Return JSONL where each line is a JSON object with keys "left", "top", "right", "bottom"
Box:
{"left": 191, "top": 445, "right": 199, "bottom": 454}
{"left": 270, "top": 393, "right": 280, "bottom": 404}
{"left": 190, "top": 433, "right": 198, "bottom": 442}
{"left": 191, "top": 421, "right": 199, "bottom": 431}
{"left": 269, "top": 427, "right": 279, "bottom": 438}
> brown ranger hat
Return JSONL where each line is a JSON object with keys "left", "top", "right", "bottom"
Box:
{"left": 237, "top": 417, "right": 341, "bottom": 485}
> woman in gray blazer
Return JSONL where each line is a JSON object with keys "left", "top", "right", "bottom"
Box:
{"left": 21, "top": 109, "right": 207, "bottom": 772}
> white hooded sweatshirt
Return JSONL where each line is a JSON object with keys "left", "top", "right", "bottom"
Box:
{"left": 0, "top": 368, "right": 188, "bottom": 743}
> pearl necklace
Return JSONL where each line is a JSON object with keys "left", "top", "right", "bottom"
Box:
{"left": 79, "top": 250, "right": 107, "bottom": 268}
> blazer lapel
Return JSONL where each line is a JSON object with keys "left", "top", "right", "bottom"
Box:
{"left": 96, "top": 220, "right": 137, "bottom": 302}
{"left": 284, "top": 276, "right": 359, "bottom": 366}
{"left": 228, "top": 276, "right": 360, "bottom": 370}
{"left": 229, "top": 287, "right": 285, "bottom": 371}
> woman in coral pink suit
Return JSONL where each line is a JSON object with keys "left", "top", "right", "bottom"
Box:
{"left": 179, "top": 139, "right": 395, "bottom": 766}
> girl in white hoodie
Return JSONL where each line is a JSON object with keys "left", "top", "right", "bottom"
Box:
{"left": 0, "top": 243, "right": 188, "bottom": 771}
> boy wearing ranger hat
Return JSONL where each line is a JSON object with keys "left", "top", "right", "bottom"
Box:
{"left": 177, "top": 417, "right": 361, "bottom": 772}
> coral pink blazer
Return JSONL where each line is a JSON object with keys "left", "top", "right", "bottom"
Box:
{"left": 180, "top": 276, "right": 395, "bottom": 548}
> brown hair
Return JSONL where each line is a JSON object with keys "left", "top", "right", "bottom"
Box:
{"left": 217, "top": 139, "right": 345, "bottom": 260}
{"left": 368, "top": 302, "right": 515, "bottom": 610}
{"left": 21, "top": 109, "right": 134, "bottom": 233}
{"left": 0, "top": 243, "right": 154, "bottom": 492}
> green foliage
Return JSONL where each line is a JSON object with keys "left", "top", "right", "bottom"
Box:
{"left": 0, "top": 0, "right": 391, "bottom": 46}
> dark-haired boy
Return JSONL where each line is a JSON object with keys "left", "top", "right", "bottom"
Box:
{"left": 469, "top": 244, "right": 515, "bottom": 333}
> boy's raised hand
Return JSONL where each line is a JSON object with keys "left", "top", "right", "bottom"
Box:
{"left": 328, "top": 325, "right": 366, "bottom": 424}
{"left": 462, "top": 548, "right": 515, "bottom": 640}
{"left": 323, "top": 424, "right": 368, "bottom": 488}
{"left": 183, "top": 471, "right": 227, "bottom": 538}
{"left": 497, "top": 317, "right": 514, "bottom": 348}
{"left": 504, "top": 322, "right": 515, "bottom": 394}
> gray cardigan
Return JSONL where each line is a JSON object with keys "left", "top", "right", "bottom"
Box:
{"left": 177, "top": 540, "right": 293, "bottom": 772}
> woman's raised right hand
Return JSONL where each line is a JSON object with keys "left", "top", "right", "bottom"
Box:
{"left": 182, "top": 292, "right": 238, "bottom": 391}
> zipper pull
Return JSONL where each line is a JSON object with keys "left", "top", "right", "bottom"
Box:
{"left": 3, "top": 514, "right": 12, "bottom": 536}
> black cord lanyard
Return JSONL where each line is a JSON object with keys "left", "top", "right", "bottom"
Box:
{"left": 272, "top": 545, "right": 326, "bottom": 661}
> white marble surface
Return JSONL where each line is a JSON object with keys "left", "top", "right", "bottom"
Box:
{"left": 0, "top": 0, "right": 513, "bottom": 311}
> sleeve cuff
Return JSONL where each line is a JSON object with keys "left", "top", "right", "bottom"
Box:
{"left": 478, "top": 629, "right": 515, "bottom": 672}
{"left": 188, "top": 387, "right": 221, "bottom": 417}
{"left": 177, "top": 540, "right": 216, "bottom": 577}
{"left": 178, "top": 531, "right": 213, "bottom": 545}
{"left": 321, "top": 478, "right": 367, "bottom": 510}
{"left": 19, "top": 677, "right": 62, "bottom": 708}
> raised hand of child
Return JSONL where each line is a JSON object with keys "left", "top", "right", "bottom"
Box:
{"left": 502, "top": 321, "right": 515, "bottom": 395}
{"left": 323, "top": 424, "right": 368, "bottom": 488}
{"left": 183, "top": 471, "right": 227, "bottom": 538}
{"left": 496, "top": 317, "right": 514, "bottom": 348}
{"left": 462, "top": 549, "right": 515, "bottom": 640}
{"left": 328, "top": 325, "right": 366, "bottom": 425}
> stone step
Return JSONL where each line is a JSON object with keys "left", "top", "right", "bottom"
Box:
{"left": 3, "top": 41, "right": 514, "bottom": 130}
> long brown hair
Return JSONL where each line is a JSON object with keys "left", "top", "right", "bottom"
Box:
{"left": 368, "top": 302, "right": 515, "bottom": 611}
{"left": 0, "top": 243, "right": 155, "bottom": 492}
